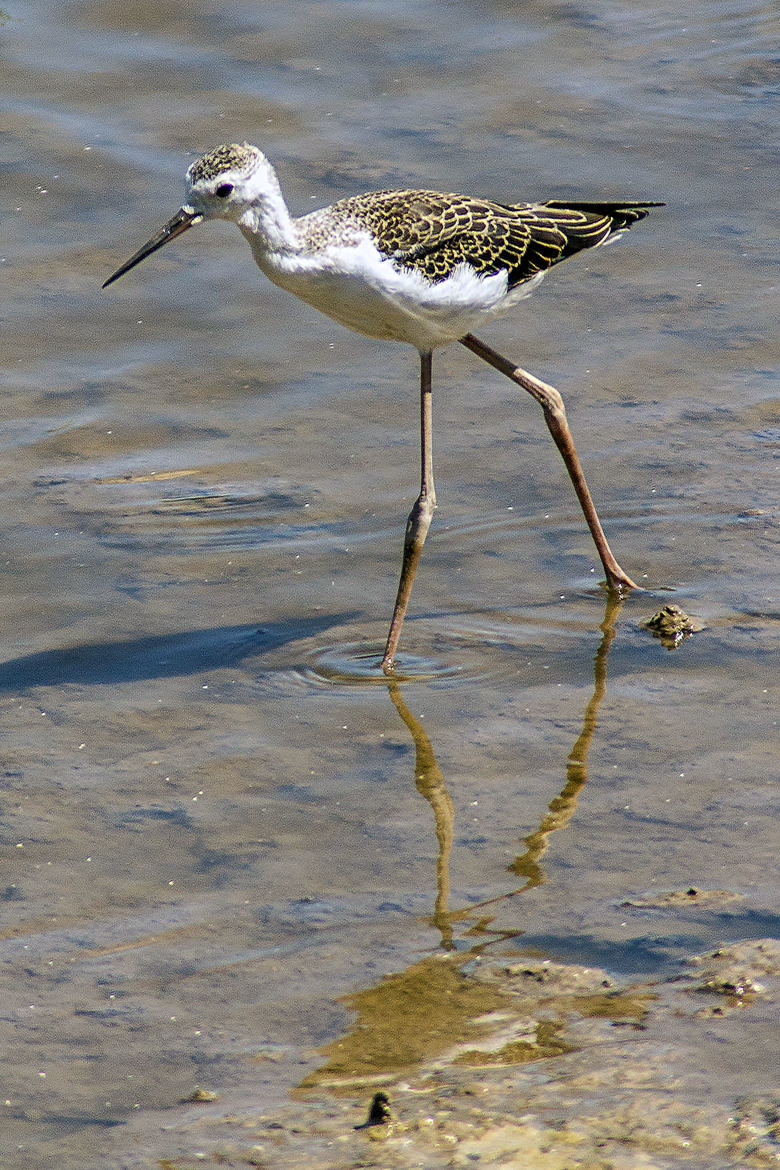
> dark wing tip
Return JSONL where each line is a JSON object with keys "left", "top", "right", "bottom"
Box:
{"left": 539, "top": 200, "right": 665, "bottom": 237}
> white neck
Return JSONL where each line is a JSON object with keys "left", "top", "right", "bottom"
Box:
{"left": 237, "top": 164, "right": 300, "bottom": 257}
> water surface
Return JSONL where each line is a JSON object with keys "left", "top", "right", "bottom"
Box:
{"left": 0, "top": 1, "right": 778, "bottom": 1166}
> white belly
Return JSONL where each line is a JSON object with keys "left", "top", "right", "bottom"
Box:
{"left": 248, "top": 237, "right": 543, "bottom": 351}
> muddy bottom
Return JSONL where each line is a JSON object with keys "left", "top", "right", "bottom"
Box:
{"left": 149, "top": 938, "right": 780, "bottom": 1168}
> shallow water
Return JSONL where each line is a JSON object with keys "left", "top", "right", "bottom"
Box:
{"left": 0, "top": 1, "right": 778, "bottom": 1166}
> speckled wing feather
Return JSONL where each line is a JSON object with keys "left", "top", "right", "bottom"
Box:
{"left": 319, "top": 190, "right": 662, "bottom": 287}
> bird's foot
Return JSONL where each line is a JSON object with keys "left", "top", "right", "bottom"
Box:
{"left": 604, "top": 569, "right": 639, "bottom": 593}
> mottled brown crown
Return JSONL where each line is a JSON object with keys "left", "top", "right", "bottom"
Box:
{"left": 187, "top": 143, "right": 260, "bottom": 184}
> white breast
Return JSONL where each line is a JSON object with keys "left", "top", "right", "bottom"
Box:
{"left": 246, "top": 234, "right": 543, "bottom": 351}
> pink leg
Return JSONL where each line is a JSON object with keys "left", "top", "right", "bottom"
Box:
{"left": 460, "top": 333, "right": 637, "bottom": 591}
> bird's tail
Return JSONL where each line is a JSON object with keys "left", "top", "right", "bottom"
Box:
{"left": 541, "top": 200, "right": 665, "bottom": 233}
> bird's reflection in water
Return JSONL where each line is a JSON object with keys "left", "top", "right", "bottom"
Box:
{"left": 389, "top": 592, "right": 624, "bottom": 951}
{"left": 300, "top": 594, "right": 627, "bottom": 1093}
{"left": 387, "top": 679, "right": 455, "bottom": 947}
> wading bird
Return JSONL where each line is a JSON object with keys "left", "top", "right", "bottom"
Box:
{"left": 104, "top": 143, "right": 662, "bottom": 673}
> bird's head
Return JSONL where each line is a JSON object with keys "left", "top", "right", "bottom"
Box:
{"left": 184, "top": 143, "right": 275, "bottom": 221}
{"left": 102, "top": 143, "right": 276, "bottom": 288}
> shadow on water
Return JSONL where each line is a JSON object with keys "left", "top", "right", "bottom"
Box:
{"left": 0, "top": 614, "right": 356, "bottom": 691}
{"left": 390, "top": 590, "right": 625, "bottom": 953}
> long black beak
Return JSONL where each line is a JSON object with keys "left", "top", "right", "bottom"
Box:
{"left": 102, "top": 206, "right": 202, "bottom": 288}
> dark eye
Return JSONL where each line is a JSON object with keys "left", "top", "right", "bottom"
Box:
{"left": 215, "top": 182, "right": 233, "bottom": 198}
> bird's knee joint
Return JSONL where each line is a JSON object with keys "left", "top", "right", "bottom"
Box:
{"left": 543, "top": 387, "right": 566, "bottom": 417}
{"left": 410, "top": 492, "right": 436, "bottom": 523}
{"left": 405, "top": 497, "right": 435, "bottom": 547}
{"left": 421, "top": 493, "right": 437, "bottom": 520}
